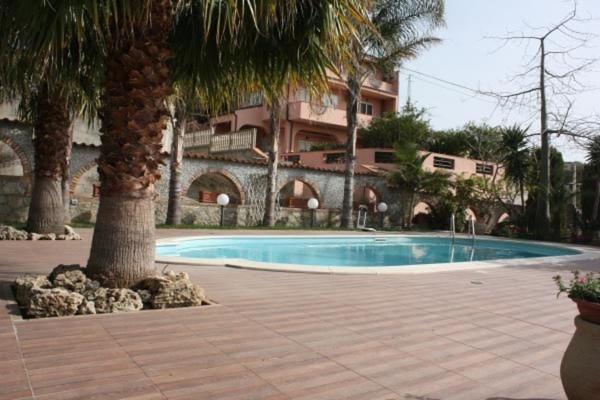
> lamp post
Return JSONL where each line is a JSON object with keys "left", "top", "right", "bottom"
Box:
{"left": 217, "top": 193, "right": 230, "bottom": 227}
{"left": 307, "top": 198, "right": 319, "bottom": 228}
{"left": 377, "top": 202, "right": 388, "bottom": 229}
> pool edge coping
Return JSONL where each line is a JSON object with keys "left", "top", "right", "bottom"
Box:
{"left": 155, "top": 233, "right": 600, "bottom": 274}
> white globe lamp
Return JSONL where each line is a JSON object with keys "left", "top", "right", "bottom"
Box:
{"left": 217, "top": 193, "right": 230, "bottom": 226}
{"left": 377, "top": 202, "right": 388, "bottom": 228}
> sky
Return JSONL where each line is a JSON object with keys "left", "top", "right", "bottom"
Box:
{"left": 400, "top": 0, "right": 600, "bottom": 162}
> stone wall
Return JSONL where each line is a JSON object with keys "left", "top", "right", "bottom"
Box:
{"left": 0, "top": 121, "right": 402, "bottom": 228}
{"left": 0, "top": 176, "right": 30, "bottom": 223}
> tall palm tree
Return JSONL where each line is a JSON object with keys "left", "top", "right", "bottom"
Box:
{"left": 340, "top": 0, "right": 445, "bottom": 229}
{"left": 247, "top": 1, "right": 368, "bottom": 227}
{"left": 11, "top": 0, "right": 368, "bottom": 287}
{"left": 501, "top": 125, "right": 530, "bottom": 215}
{"left": 587, "top": 136, "right": 600, "bottom": 224}
{"left": 0, "top": 1, "right": 101, "bottom": 235}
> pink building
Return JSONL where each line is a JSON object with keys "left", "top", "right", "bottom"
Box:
{"left": 208, "top": 69, "right": 399, "bottom": 155}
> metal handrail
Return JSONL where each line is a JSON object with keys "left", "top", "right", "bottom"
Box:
{"left": 450, "top": 214, "right": 456, "bottom": 245}
{"left": 468, "top": 216, "right": 476, "bottom": 245}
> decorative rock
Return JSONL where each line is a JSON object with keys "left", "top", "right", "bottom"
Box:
{"left": 14, "top": 275, "right": 52, "bottom": 307}
{"left": 136, "top": 270, "right": 206, "bottom": 309}
{"left": 77, "top": 300, "right": 96, "bottom": 315}
{"left": 136, "top": 289, "right": 152, "bottom": 304}
{"left": 49, "top": 264, "right": 84, "bottom": 281}
{"left": 0, "top": 225, "right": 28, "bottom": 240}
{"left": 94, "top": 288, "right": 143, "bottom": 313}
{"left": 39, "top": 233, "right": 56, "bottom": 240}
{"left": 64, "top": 225, "right": 81, "bottom": 240}
{"left": 56, "top": 234, "right": 67, "bottom": 240}
{"left": 28, "top": 232, "right": 41, "bottom": 240}
{"left": 53, "top": 270, "right": 88, "bottom": 293}
{"left": 28, "top": 288, "right": 84, "bottom": 318}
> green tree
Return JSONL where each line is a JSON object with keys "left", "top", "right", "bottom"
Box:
{"left": 390, "top": 143, "right": 451, "bottom": 227}
{"left": 585, "top": 136, "right": 600, "bottom": 226}
{"left": 500, "top": 125, "right": 530, "bottom": 216}
{"left": 526, "top": 147, "right": 568, "bottom": 239}
{"left": 340, "top": 0, "right": 445, "bottom": 229}
{"left": 427, "top": 129, "right": 471, "bottom": 157}
{"left": 360, "top": 102, "right": 431, "bottom": 148}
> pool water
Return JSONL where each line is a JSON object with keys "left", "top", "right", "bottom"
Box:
{"left": 156, "top": 236, "right": 580, "bottom": 267}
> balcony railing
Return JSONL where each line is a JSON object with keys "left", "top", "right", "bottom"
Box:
{"left": 184, "top": 128, "right": 257, "bottom": 154}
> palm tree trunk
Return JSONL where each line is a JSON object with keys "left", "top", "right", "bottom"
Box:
{"left": 166, "top": 111, "right": 186, "bottom": 225}
{"left": 341, "top": 75, "right": 360, "bottom": 229}
{"left": 26, "top": 85, "right": 70, "bottom": 235}
{"left": 519, "top": 180, "right": 526, "bottom": 216}
{"left": 592, "top": 180, "right": 600, "bottom": 223}
{"left": 87, "top": 0, "right": 172, "bottom": 288}
{"left": 263, "top": 100, "right": 281, "bottom": 227}
{"left": 61, "top": 127, "right": 73, "bottom": 224}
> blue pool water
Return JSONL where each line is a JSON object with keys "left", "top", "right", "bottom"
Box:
{"left": 156, "top": 236, "right": 580, "bottom": 267}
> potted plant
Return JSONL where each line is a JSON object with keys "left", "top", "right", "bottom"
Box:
{"left": 554, "top": 270, "right": 600, "bottom": 324}
{"left": 553, "top": 271, "right": 600, "bottom": 400}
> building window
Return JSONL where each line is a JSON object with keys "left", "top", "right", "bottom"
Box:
{"left": 374, "top": 151, "right": 395, "bottom": 163}
{"left": 359, "top": 102, "right": 373, "bottom": 116}
{"left": 476, "top": 163, "right": 494, "bottom": 175}
{"left": 284, "top": 155, "right": 300, "bottom": 164}
{"left": 325, "top": 152, "right": 346, "bottom": 164}
{"left": 433, "top": 156, "right": 455, "bottom": 170}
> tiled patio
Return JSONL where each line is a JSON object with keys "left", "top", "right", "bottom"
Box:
{"left": 1, "top": 229, "right": 599, "bottom": 400}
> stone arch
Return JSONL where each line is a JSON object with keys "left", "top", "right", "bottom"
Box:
{"left": 182, "top": 169, "right": 246, "bottom": 205}
{"left": 275, "top": 176, "right": 323, "bottom": 203}
{"left": 0, "top": 135, "right": 33, "bottom": 192}
{"left": 276, "top": 177, "right": 322, "bottom": 208}
{"left": 70, "top": 161, "right": 99, "bottom": 198}
{"left": 353, "top": 184, "right": 381, "bottom": 211}
{"left": 465, "top": 207, "right": 477, "bottom": 222}
{"left": 0, "top": 135, "right": 33, "bottom": 196}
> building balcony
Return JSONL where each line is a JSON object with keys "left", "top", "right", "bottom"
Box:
{"left": 287, "top": 101, "right": 373, "bottom": 128}
{"left": 184, "top": 127, "right": 260, "bottom": 154}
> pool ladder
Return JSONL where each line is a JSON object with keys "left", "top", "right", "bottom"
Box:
{"left": 468, "top": 216, "right": 476, "bottom": 245}
{"left": 450, "top": 214, "right": 456, "bottom": 245}
{"left": 450, "top": 214, "right": 476, "bottom": 244}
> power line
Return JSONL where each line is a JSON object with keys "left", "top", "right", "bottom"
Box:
{"left": 400, "top": 66, "right": 498, "bottom": 100}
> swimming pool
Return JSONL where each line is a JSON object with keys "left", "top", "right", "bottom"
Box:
{"left": 156, "top": 235, "right": 583, "bottom": 272}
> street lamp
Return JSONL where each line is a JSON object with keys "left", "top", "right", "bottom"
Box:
{"left": 217, "top": 193, "right": 230, "bottom": 227}
{"left": 377, "top": 202, "right": 388, "bottom": 229}
{"left": 307, "top": 197, "right": 319, "bottom": 228}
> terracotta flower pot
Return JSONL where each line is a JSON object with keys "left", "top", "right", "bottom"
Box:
{"left": 573, "top": 299, "right": 600, "bottom": 324}
{"left": 560, "top": 316, "right": 600, "bottom": 400}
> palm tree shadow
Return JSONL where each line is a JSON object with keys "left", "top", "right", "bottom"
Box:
{"left": 403, "top": 395, "right": 558, "bottom": 400}
{"left": 0, "top": 280, "right": 22, "bottom": 317}
{"left": 487, "top": 398, "right": 558, "bottom": 400}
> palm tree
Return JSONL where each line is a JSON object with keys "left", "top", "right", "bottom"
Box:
{"left": 248, "top": 2, "right": 368, "bottom": 227}
{"left": 391, "top": 143, "right": 450, "bottom": 227}
{"left": 501, "top": 125, "right": 530, "bottom": 215}
{"left": 340, "top": 0, "right": 445, "bottom": 229}
{"left": 0, "top": 2, "right": 101, "bottom": 235}
{"left": 587, "top": 136, "right": 600, "bottom": 224}
{"left": 11, "top": 1, "right": 369, "bottom": 287}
